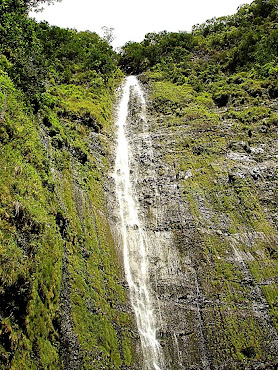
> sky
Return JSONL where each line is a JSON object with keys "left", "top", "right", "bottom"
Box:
{"left": 30, "top": 0, "right": 254, "bottom": 48}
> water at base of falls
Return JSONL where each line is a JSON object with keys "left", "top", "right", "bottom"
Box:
{"left": 114, "top": 76, "right": 163, "bottom": 370}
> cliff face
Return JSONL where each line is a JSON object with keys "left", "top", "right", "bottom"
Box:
{"left": 0, "top": 69, "right": 140, "bottom": 369}
{"left": 122, "top": 73, "right": 278, "bottom": 368}
{"left": 115, "top": 1, "right": 278, "bottom": 366}
{"left": 1, "top": 65, "right": 277, "bottom": 369}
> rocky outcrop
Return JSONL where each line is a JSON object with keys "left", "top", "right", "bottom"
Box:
{"left": 113, "top": 79, "right": 278, "bottom": 369}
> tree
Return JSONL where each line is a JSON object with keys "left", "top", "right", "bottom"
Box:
{"left": 101, "top": 26, "right": 115, "bottom": 45}
{"left": 26, "top": 0, "right": 61, "bottom": 9}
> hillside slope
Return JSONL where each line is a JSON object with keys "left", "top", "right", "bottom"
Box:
{"left": 0, "top": 0, "right": 277, "bottom": 368}
{"left": 0, "top": 2, "right": 140, "bottom": 368}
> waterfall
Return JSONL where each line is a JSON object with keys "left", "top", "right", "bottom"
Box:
{"left": 114, "top": 76, "right": 163, "bottom": 370}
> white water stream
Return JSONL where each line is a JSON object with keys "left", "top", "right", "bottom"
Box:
{"left": 114, "top": 76, "right": 163, "bottom": 369}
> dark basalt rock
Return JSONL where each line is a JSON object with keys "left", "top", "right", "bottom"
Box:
{"left": 0, "top": 277, "right": 30, "bottom": 328}
{"left": 55, "top": 212, "right": 69, "bottom": 239}
{"left": 112, "top": 81, "right": 278, "bottom": 369}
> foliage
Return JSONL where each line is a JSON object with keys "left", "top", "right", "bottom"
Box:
{"left": 120, "top": 0, "right": 278, "bottom": 83}
{"left": 0, "top": 0, "right": 278, "bottom": 367}
{"left": 0, "top": 1, "right": 133, "bottom": 368}
{"left": 120, "top": 31, "right": 195, "bottom": 73}
{"left": 0, "top": 1, "right": 119, "bottom": 110}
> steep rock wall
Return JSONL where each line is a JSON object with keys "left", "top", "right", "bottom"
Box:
{"left": 119, "top": 75, "right": 278, "bottom": 369}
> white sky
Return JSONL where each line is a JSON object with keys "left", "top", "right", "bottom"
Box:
{"left": 30, "top": 0, "right": 253, "bottom": 48}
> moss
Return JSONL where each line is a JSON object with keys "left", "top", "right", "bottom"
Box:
{"left": 0, "top": 71, "right": 63, "bottom": 367}
{"left": 0, "top": 64, "right": 137, "bottom": 368}
{"left": 141, "top": 65, "right": 278, "bottom": 366}
{"left": 261, "top": 285, "right": 278, "bottom": 331}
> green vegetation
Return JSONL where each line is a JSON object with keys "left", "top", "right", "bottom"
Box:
{"left": 0, "top": 0, "right": 139, "bottom": 368}
{"left": 0, "top": 0, "right": 277, "bottom": 367}
{"left": 120, "top": 0, "right": 278, "bottom": 367}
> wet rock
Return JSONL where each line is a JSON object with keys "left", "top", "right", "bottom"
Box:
{"left": 108, "top": 78, "right": 278, "bottom": 369}
{"left": 228, "top": 167, "right": 246, "bottom": 183}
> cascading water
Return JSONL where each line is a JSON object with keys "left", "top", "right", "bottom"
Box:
{"left": 114, "top": 76, "right": 163, "bottom": 370}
